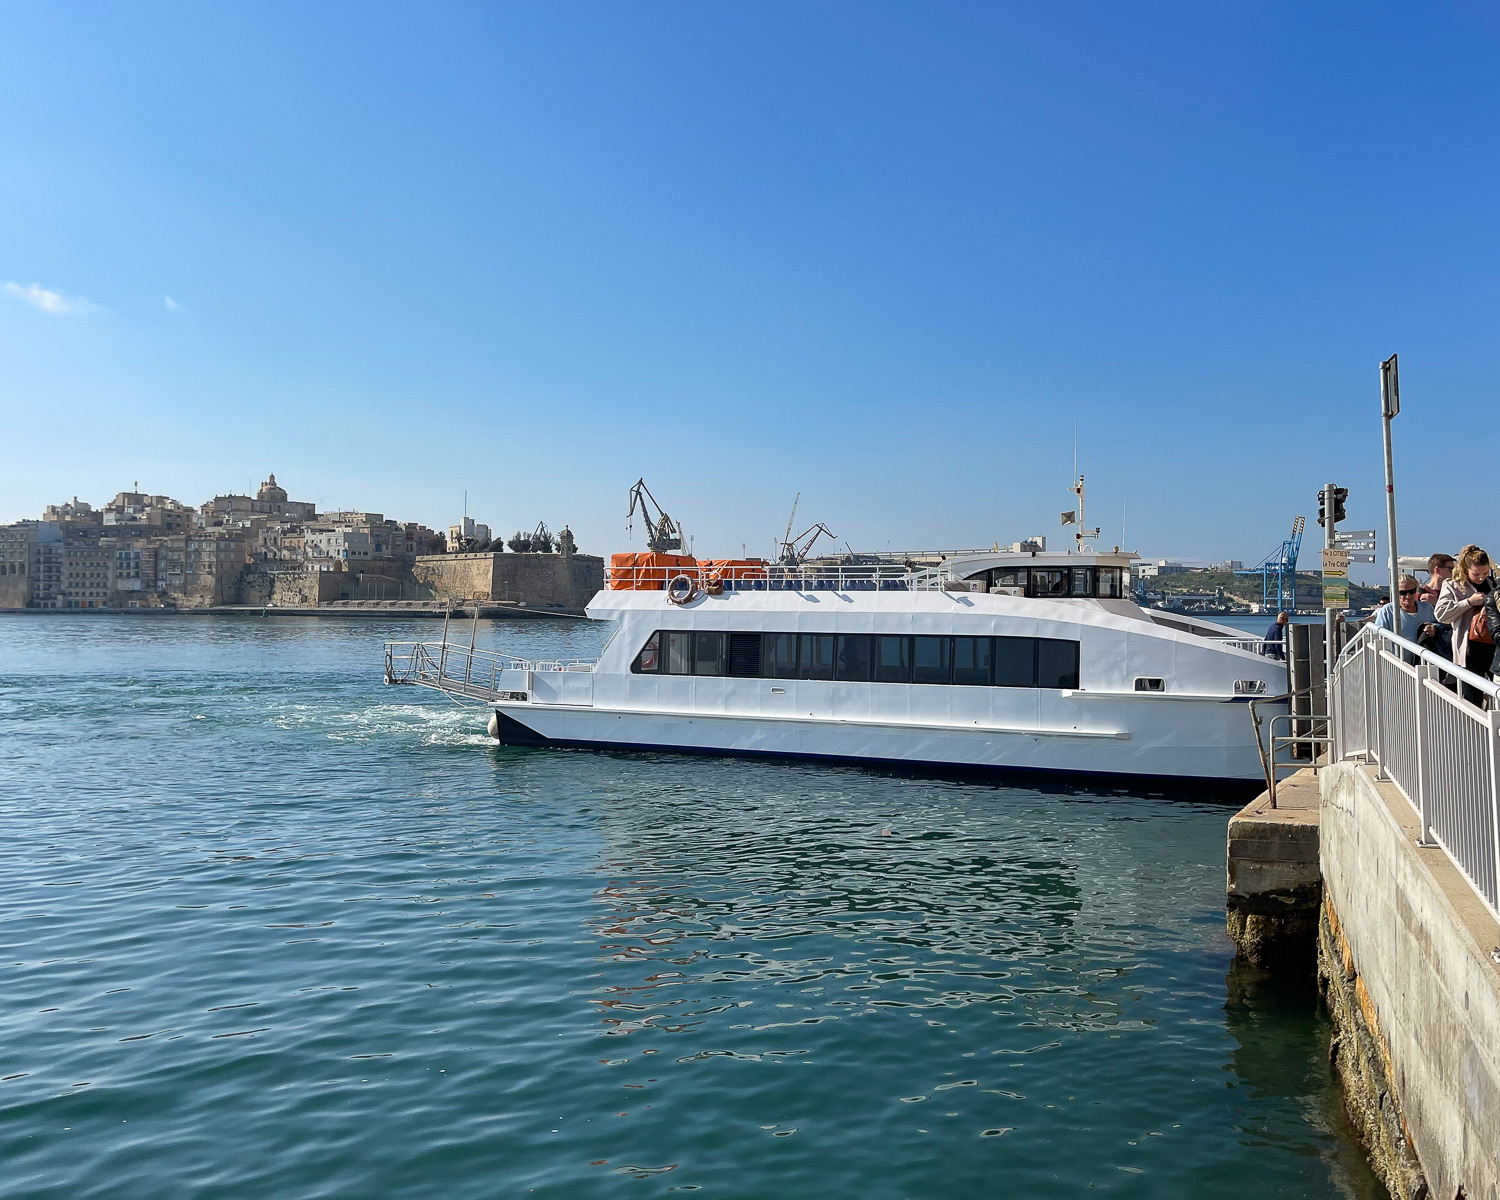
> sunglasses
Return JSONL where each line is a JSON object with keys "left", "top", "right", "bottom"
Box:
{"left": 1399, "top": 589, "right": 1419, "bottom": 596}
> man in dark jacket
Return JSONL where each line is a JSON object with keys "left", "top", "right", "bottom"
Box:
{"left": 1264, "top": 610, "right": 1290, "bottom": 660}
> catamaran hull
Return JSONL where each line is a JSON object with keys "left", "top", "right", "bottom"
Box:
{"left": 485, "top": 697, "right": 1275, "bottom": 790}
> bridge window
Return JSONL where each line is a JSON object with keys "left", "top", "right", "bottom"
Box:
{"left": 1070, "top": 568, "right": 1093, "bottom": 597}
{"left": 1030, "top": 569, "right": 1068, "bottom": 598}
{"left": 666, "top": 631, "right": 692, "bottom": 675}
{"left": 1097, "top": 567, "right": 1123, "bottom": 598}
{"left": 632, "top": 631, "right": 660, "bottom": 673}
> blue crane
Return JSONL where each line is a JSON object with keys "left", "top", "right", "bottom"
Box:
{"left": 1235, "top": 516, "right": 1305, "bottom": 613}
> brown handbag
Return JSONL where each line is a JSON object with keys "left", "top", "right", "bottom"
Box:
{"left": 1470, "top": 601, "right": 1494, "bottom": 645}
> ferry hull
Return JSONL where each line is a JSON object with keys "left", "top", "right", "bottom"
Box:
{"left": 486, "top": 698, "right": 1275, "bottom": 791}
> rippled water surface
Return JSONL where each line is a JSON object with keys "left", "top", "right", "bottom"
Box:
{"left": 0, "top": 616, "right": 1385, "bottom": 1198}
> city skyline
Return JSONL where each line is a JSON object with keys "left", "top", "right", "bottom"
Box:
{"left": 3, "top": 3, "right": 1496, "bottom": 578}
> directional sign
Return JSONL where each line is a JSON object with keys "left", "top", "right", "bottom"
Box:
{"left": 1334, "top": 529, "right": 1376, "bottom": 543}
{"left": 1345, "top": 553, "right": 1377, "bottom": 564}
{"left": 1322, "top": 547, "right": 1350, "bottom": 610}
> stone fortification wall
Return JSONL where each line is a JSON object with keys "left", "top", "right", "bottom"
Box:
{"left": 239, "top": 569, "right": 345, "bottom": 607}
{"left": 414, "top": 553, "right": 603, "bottom": 610}
{"left": 1319, "top": 761, "right": 1500, "bottom": 1200}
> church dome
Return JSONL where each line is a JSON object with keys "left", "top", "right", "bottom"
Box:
{"left": 257, "top": 474, "right": 288, "bottom": 503}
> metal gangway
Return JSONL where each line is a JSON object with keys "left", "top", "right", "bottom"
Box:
{"left": 384, "top": 641, "right": 594, "bottom": 704}
{"left": 1330, "top": 623, "right": 1500, "bottom": 921}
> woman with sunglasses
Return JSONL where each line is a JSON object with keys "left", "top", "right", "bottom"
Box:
{"left": 1373, "top": 574, "right": 1438, "bottom": 663}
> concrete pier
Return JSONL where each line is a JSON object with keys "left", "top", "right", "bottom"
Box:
{"left": 1225, "top": 769, "right": 1322, "bottom": 968}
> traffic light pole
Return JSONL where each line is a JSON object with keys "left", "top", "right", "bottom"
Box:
{"left": 1324, "top": 481, "right": 1336, "bottom": 701}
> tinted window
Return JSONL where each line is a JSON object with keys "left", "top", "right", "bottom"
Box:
{"left": 798, "top": 634, "right": 835, "bottom": 680}
{"left": 1070, "top": 567, "right": 1093, "bottom": 597}
{"left": 633, "top": 631, "right": 660, "bottom": 673}
{"left": 874, "top": 635, "right": 911, "bottom": 683}
{"left": 1096, "top": 567, "right": 1123, "bottom": 598}
{"left": 953, "top": 636, "right": 991, "bottom": 686}
{"left": 912, "top": 636, "right": 951, "bottom": 684}
{"left": 1037, "top": 638, "right": 1080, "bottom": 689}
{"left": 993, "top": 637, "right": 1036, "bottom": 687}
{"left": 665, "top": 631, "right": 691, "bottom": 675}
{"left": 1031, "top": 569, "right": 1067, "bottom": 597}
{"left": 693, "top": 631, "right": 727, "bottom": 676}
{"left": 995, "top": 568, "right": 1026, "bottom": 589}
{"left": 763, "top": 632, "right": 798, "bottom": 678}
{"left": 836, "top": 634, "right": 873, "bottom": 681}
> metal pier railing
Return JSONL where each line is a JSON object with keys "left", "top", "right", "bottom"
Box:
{"left": 1331, "top": 624, "right": 1500, "bottom": 921}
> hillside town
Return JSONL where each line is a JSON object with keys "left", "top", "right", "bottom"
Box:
{"left": 0, "top": 475, "right": 602, "bottom": 611}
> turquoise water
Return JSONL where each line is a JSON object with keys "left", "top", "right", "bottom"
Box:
{"left": 0, "top": 616, "right": 1384, "bottom": 1198}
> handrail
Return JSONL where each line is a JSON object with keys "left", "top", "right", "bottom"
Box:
{"left": 1331, "top": 623, "right": 1500, "bottom": 920}
{"left": 384, "top": 640, "right": 596, "bottom": 702}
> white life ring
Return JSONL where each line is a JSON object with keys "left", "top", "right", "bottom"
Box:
{"left": 667, "top": 574, "right": 698, "bottom": 605}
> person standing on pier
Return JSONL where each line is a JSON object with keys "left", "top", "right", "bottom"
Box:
{"left": 1263, "top": 610, "right": 1289, "bottom": 660}
{"left": 1434, "top": 545, "right": 1499, "bottom": 706}
{"left": 1373, "top": 575, "right": 1439, "bottom": 662}
{"left": 1419, "top": 552, "right": 1457, "bottom": 660}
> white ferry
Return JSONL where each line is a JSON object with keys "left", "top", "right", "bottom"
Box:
{"left": 384, "top": 547, "right": 1286, "bottom": 790}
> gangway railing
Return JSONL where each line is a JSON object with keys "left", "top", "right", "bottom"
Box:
{"left": 1331, "top": 623, "right": 1500, "bottom": 921}
{"left": 384, "top": 641, "right": 595, "bottom": 704}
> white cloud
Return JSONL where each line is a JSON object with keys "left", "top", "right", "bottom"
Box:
{"left": 164, "top": 295, "right": 181, "bottom": 312}
{"left": 4, "top": 281, "right": 99, "bottom": 315}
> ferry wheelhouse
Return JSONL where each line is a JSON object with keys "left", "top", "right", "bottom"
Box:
{"left": 384, "top": 547, "right": 1287, "bottom": 789}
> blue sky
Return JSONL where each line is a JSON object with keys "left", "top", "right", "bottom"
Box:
{"left": 1, "top": 2, "right": 1495, "bottom": 576}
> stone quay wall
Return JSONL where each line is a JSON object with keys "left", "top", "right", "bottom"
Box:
{"left": 1319, "top": 760, "right": 1500, "bottom": 1200}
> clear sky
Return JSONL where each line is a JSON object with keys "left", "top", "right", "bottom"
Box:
{"left": 1, "top": 2, "right": 1494, "bottom": 576}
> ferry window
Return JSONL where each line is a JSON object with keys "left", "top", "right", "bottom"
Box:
{"left": 994, "top": 567, "right": 1027, "bottom": 590}
{"left": 1030, "top": 569, "right": 1068, "bottom": 598}
{"left": 693, "top": 631, "right": 727, "bottom": 676}
{"left": 1070, "top": 568, "right": 1093, "bottom": 597}
{"left": 874, "top": 635, "right": 911, "bottom": 683}
{"left": 666, "top": 631, "right": 692, "bottom": 675}
{"left": 763, "top": 632, "right": 798, "bottom": 679}
{"left": 729, "top": 632, "right": 762, "bottom": 677}
{"left": 953, "top": 637, "right": 992, "bottom": 686}
{"left": 1037, "top": 638, "right": 1080, "bottom": 689}
{"left": 798, "top": 634, "right": 836, "bottom": 680}
{"left": 632, "top": 631, "right": 660, "bottom": 673}
{"left": 912, "top": 636, "right": 951, "bottom": 684}
{"left": 1096, "top": 567, "right": 1123, "bottom": 599}
{"left": 836, "top": 634, "right": 873, "bottom": 681}
{"left": 993, "top": 637, "right": 1036, "bottom": 687}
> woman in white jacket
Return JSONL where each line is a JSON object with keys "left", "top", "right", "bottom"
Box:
{"left": 1434, "top": 544, "right": 1497, "bottom": 705}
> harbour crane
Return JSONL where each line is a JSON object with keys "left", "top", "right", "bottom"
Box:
{"left": 1235, "top": 516, "right": 1306, "bottom": 613}
{"left": 626, "top": 478, "right": 684, "bottom": 553}
{"left": 776, "top": 494, "right": 837, "bottom": 564}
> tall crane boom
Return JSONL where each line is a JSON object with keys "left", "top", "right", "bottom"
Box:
{"left": 626, "top": 478, "right": 684, "bottom": 553}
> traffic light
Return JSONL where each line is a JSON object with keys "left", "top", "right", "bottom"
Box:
{"left": 1317, "top": 486, "right": 1349, "bottom": 527}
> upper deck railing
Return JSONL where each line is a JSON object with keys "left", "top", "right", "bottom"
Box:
{"left": 1331, "top": 623, "right": 1500, "bottom": 921}
{"left": 605, "top": 561, "right": 949, "bottom": 592}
